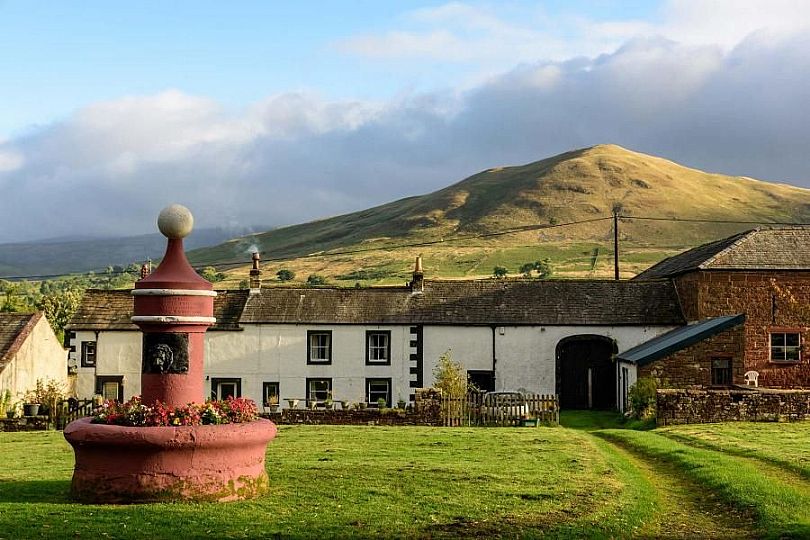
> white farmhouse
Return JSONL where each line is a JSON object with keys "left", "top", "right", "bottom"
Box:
{"left": 66, "top": 261, "right": 683, "bottom": 410}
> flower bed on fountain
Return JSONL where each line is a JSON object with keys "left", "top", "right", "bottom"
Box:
{"left": 92, "top": 396, "right": 258, "bottom": 426}
{"left": 64, "top": 396, "right": 277, "bottom": 504}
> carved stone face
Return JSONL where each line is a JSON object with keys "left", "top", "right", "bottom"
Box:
{"left": 142, "top": 333, "right": 189, "bottom": 374}
{"left": 150, "top": 343, "right": 174, "bottom": 373}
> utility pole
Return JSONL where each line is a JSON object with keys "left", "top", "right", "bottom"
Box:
{"left": 613, "top": 207, "right": 620, "bottom": 280}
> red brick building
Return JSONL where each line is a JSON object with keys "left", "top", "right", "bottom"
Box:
{"left": 621, "top": 227, "right": 810, "bottom": 389}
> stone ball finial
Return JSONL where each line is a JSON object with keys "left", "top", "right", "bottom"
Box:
{"left": 157, "top": 204, "right": 194, "bottom": 239}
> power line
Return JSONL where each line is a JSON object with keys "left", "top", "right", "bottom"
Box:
{"left": 1, "top": 214, "right": 808, "bottom": 280}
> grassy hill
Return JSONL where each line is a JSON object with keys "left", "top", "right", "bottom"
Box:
{"left": 187, "top": 145, "right": 810, "bottom": 286}
{"left": 188, "top": 144, "right": 810, "bottom": 286}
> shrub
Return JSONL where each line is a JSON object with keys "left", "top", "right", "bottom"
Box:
{"left": 306, "top": 274, "right": 327, "bottom": 286}
{"left": 433, "top": 350, "right": 467, "bottom": 400}
{"left": 493, "top": 266, "right": 508, "bottom": 279}
{"left": 628, "top": 377, "right": 657, "bottom": 419}
{"left": 276, "top": 269, "right": 295, "bottom": 282}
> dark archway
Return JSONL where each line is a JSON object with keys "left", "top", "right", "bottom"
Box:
{"left": 556, "top": 335, "right": 618, "bottom": 410}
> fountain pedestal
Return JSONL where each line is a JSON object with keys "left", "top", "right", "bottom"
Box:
{"left": 64, "top": 205, "right": 276, "bottom": 503}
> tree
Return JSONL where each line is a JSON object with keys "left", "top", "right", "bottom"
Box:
{"left": 276, "top": 269, "right": 295, "bottom": 282}
{"left": 306, "top": 274, "right": 326, "bottom": 286}
{"left": 36, "top": 287, "right": 83, "bottom": 342}
{"left": 535, "top": 258, "right": 553, "bottom": 279}
{"left": 198, "top": 266, "right": 225, "bottom": 283}
{"left": 433, "top": 350, "right": 467, "bottom": 400}
{"left": 493, "top": 266, "right": 508, "bottom": 279}
{"left": 519, "top": 262, "right": 535, "bottom": 277}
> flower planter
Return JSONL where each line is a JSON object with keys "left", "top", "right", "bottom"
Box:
{"left": 23, "top": 403, "right": 40, "bottom": 417}
{"left": 64, "top": 417, "right": 277, "bottom": 503}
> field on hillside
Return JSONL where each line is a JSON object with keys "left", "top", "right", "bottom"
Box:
{"left": 186, "top": 144, "right": 810, "bottom": 287}
{"left": 2, "top": 420, "right": 809, "bottom": 538}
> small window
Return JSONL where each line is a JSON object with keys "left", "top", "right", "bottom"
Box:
{"left": 95, "top": 376, "right": 123, "bottom": 401}
{"left": 263, "top": 382, "right": 280, "bottom": 406}
{"left": 771, "top": 332, "right": 801, "bottom": 362}
{"left": 307, "top": 378, "right": 332, "bottom": 402}
{"left": 711, "top": 357, "right": 732, "bottom": 386}
{"left": 211, "top": 378, "right": 241, "bottom": 400}
{"left": 307, "top": 331, "right": 332, "bottom": 364}
{"left": 81, "top": 341, "right": 97, "bottom": 368}
{"left": 366, "top": 378, "right": 391, "bottom": 407}
{"left": 366, "top": 331, "right": 391, "bottom": 365}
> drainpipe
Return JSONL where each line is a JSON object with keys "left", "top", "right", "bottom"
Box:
{"left": 491, "top": 326, "right": 497, "bottom": 391}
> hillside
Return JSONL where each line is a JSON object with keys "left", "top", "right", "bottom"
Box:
{"left": 189, "top": 145, "right": 810, "bottom": 285}
{"left": 0, "top": 227, "right": 254, "bottom": 278}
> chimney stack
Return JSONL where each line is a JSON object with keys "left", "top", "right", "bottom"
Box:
{"left": 411, "top": 255, "right": 424, "bottom": 292}
{"left": 249, "top": 251, "right": 261, "bottom": 292}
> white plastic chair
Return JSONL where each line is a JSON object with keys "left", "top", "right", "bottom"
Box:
{"left": 744, "top": 370, "right": 759, "bottom": 387}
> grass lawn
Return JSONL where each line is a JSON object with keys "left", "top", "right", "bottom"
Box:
{"left": 657, "top": 422, "right": 810, "bottom": 479}
{"left": 2, "top": 421, "right": 809, "bottom": 538}
{"left": 599, "top": 427, "right": 810, "bottom": 539}
{"left": 0, "top": 425, "right": 655, "bottom": 539}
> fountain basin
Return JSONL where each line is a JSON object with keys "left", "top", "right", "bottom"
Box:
{"left": 64, "top": 417, "right": 277, "bottom": 503}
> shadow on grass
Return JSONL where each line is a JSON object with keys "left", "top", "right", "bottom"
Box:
{"left": 0, "top": 480, "right": 71, "bottom": 503}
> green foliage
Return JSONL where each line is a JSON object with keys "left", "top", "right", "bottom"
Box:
{"left": 238, "top": 279, "right": 249, "bottom": 290}
{"left": 433, "top": 350, "right": 467, "bottom": 400}
{"left": 25, "top": 378, "right": 66, "bottom": 424}
{"left": 535, "top": 258, "right": 553, "bottom": 279}
{"left": 36, "top": 287, "right": 83, "bottom": 341}
{"left": 276, "top": 269, "right": 295, "bottom": 281}
{"left": 198, "top": 266, "right": 225, "bottom": 283}
{"left": 518, "top": 258, "right": 554, "bottom": 279}
{"left": 492, "top": 266, "right": 508, "bottom": 279}
{"left": 628, "top": 377, "right": 657, "bottom": 419}
{"left": 306, "top": 274, "right": 326, "bottom": 286}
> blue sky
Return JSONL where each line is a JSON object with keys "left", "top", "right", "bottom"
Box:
{"left": 1, "top": 1, "right": 661, "bottom": 137}
{"left": 1, "top": 1, "right": 809, "bottom": 241}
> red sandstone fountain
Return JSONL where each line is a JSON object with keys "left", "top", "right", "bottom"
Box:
{"left": 64, "top": 204, "right": 277, "bottom": 503}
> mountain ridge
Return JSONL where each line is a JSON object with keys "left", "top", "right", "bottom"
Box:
{"left": 188, "top": 145, "right": 810, "bottom": 277}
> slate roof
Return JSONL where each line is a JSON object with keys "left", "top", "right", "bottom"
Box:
{"left": 240, "top": 280, "right": 686, "bottom": 326}
{"left": 66, "top": 289, "right": 249, "bottom": 331}
{"left": 0, "top": 312, "right": 41, "bottom": 369}
{"left": 67, "top": 280, "right": 685, "bottom": 330}
{"left": 616, "top": 314, "right": 745, "bottom": 366}
{"left": 635, "top": 227, "right": 810, "bottom": 280}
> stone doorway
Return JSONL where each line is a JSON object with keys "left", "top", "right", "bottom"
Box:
{"left": 556, "top": 335, "right": 617, "bottom": 410}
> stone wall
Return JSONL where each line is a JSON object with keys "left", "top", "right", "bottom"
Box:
{"left": 639, "top": 324, "right": 745, "bottom": 387}
{"left": 0, "top": 416, "right": 49, "bottom": 432}
{"left": 656, "top": 388, "right": 810, "bottom": 425}
{"left": 674, "top": 271, "right": 810, "bottom": 387}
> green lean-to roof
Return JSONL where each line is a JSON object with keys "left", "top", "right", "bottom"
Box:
{"left": 616, "top": 314, "right": 745, "bottom": 366}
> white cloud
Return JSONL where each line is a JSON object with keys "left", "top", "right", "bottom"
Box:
{"left": 1, "top": 29, "right": 809, "bottom": 243}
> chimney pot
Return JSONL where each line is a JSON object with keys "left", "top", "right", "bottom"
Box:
{"left": 411, "top": 255, "right": 424, "bottom": 293}
{"left": 249, "top": 251, "right": 262, "bottom": 292}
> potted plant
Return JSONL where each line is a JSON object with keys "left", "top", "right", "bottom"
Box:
{"left": 358, "top": 401, "right": 367, "bottom": 410}
{"left": 397, "top": 396, "right": 406, "bottom": 410}
{"left": 285, "top": 398, "right": 299, "bottom": 409}
{"left": 377, "top": 397, "right": 386, "bottom": 409}
{"left": 308, "top": 398, "right": 318, "bottom": 410}
{"left": 324, "top": 392, "right": 333, "bottom": 410}
{"left": 23, "top": 389, "right": 40, "bottom": 417}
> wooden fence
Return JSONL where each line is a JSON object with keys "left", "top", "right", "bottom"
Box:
{"left": 441, "top": 392, "right": 559, "bottom": 427}
{"left": 55, "top": 399, "right": 95, "bottom": 430}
